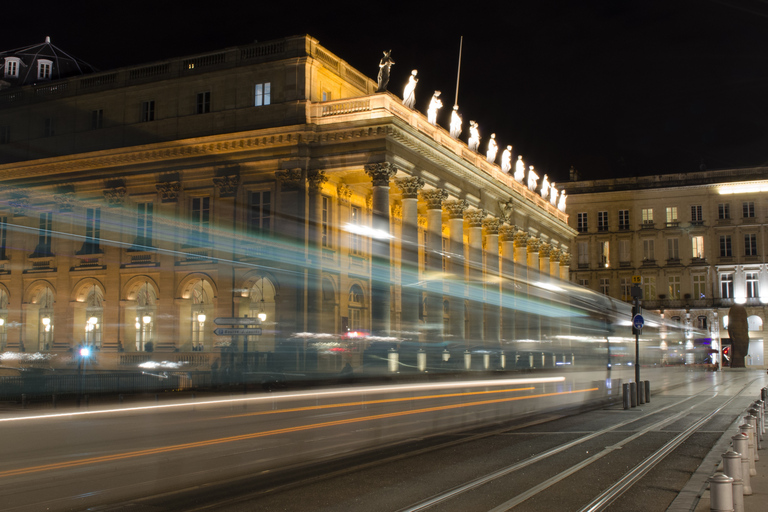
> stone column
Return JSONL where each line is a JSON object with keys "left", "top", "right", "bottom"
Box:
{"left": 307, "top": 170, "right": 328, "bottom": 335}
{"left": 527, "top": 236, "right": 542, "bottom": 351}
{"left": 395, "top": 176, "right": 425, "bottom": 341}
{"left": 514, "top": 231, "right": 530, "bottom": 345}
{"left": 560, "top": 252, "right": 571, "bottom": 281}
{"left": 465, "top": 208, "right": 486, "bottom": 346}
{"left": 421, "top": 189, "right": 448, "bottom": 344}
{"left": 539, "top": 242, "right": 551, "bottom": 276}
{"left": 364, "top": 163, "right": 397, "bottom": 336}
{"left": 550, "top": 248, "right": 562, "bottom": 278}
{"left": 499, "top": 225, "right": 516, "bottom": 345}
{"left": 444, "top": 199, "right": 468, "bottom": 346}
{"left": 483, "top": 218, "right": 501, "bottom": 348}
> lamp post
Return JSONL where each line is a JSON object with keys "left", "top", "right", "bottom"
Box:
{"left": 42, "top": 315, "right": 51, "bottom": 351}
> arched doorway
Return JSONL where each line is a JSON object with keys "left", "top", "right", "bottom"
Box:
{"left": 72, "top": 281, "right": 104, "bottom": 349}
{"left": 178, "top": 275, "right": 216, "bottom": 352}
{"left": 26, "top": 282, "right": 55, "bottom": 352}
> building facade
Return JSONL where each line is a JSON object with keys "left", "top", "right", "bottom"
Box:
{"left": 564, "top": 169, "right": 768, "bottom": 368}
{"left": 0, "top": 35, "right": 575, "bottom": 372}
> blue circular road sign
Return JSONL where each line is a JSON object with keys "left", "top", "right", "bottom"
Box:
{"left": 633, "top": 314, "right": 644, "bottom": 330}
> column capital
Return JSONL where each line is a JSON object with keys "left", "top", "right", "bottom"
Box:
{"left": 513, "top": 230, "right": 529, "bottom": 248}
{"left": 421, "top": 189, "right": 448, "bottom": 210}
{"left": 527, "top": 236, "right": 541, "bottom": 253}
{"left": 394, "top": 176, "right": 426, "bottom": 199}
{"left": 444, "top": 199, "right": 469, "bottom": 219}
{"left": 364, "top": 162, "right": 398, "bottom": 186}
{"left": 464, "top": 208, "right": 486, "bottom": 227}
{"left": 550, "top": 248, "right": 562, "bottom": 262}
{"left": 498, "top": 225, "right": 515, "bottom": 242}
{"left": 539, "top": 242, "right": 552, "bottom": 258}
{"left": 560, "top": 252, "right": 571, "bottom": 266}
{"left": 275, "top": 168, "right": 303, "bottom": 190}
{"left": 307, "top": 170, "right": 328, "bottom": 193}
{"left": 483, "top": 217, "right": 500, "bottom": 235}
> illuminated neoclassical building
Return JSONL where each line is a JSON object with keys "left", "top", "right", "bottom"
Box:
{"left": 0, "top": 35, "right": 575, "bottom": 371}
{"left": 564, "top": 168, "right": 768, "bottom": 368}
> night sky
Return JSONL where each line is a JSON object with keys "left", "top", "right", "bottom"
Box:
{"left": 3, "top": 0, "right": 768, "bottom": 182}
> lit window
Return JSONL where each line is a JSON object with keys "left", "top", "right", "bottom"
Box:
{"left": 255, "top": 82, "right": 271, "bottom": 106}
{"left": 668, "top": 276, "right": 681, "bottom": 299}
{"left": 642, "top": 208, "right": 653, "bottom": 224}
{"left": 692, "top": 236, "right": 704, "bottom": 259}
{"left": 666, "top": 206, "right": 678, "bottom": 224}
{"left": 600, "top": 241, "right": 609, "bottom": 267}
{"left": 37, "top": 59, "right": 53, "bottom": 80}
{"left": 643, "top": 276, "right": 656, "bottom": 300}
{"left": 693, "top": 274, "right": 706, "bottom": 299}
{"left": 4, "top": 57, "right": 20, "bottom": 78}
{"left": 350, "top": 205, "right": 364, "bottom": 256}
{"left": 620, "top": 277, "right": 631, "bottom": 301}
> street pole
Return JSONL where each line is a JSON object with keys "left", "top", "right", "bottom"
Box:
{"left": 634, "top": 295, "right": 640, "bottom": 386}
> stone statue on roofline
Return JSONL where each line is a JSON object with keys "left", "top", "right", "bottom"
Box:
{"left": 402, "top": 69, "right": 418, "bottom": 109}
{"left": 558, "top": 191, "right": 567, "bottom": 212}
{"left": 514, "top": 155, "right": 525, "bottom": 182}
{"left": 501, "top": 146, "right": 513, "bottom": 173}
{"left": 449, "top": 105, "right": 462, "bottom": 139}
{"left": 427, "top": 91, "right": 442, "bottom": 125}
{"left": 486, "top": 133, "right": 498, "bottom": 163}
{"left": 527, "top": 166, "right": 539, "bottom": 192}
{"left": 550, "top": 183, "right": 558, "bottom": 206}
{"left": 376, "top": 49, "right": 395, "bottom": 92}
{"left": 540, "top": 174, "right": 550, "bottom": 200}
{"left": 468, "top": 121, "right": 480, "bottom": 151}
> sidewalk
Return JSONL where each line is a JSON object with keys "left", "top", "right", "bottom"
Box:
{"left": 668, "top": 377, "right": 766, "bottom": 512}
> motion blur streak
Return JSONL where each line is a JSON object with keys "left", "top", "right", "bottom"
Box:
{"left": 0, "top": 387, "right": 597, "bottom": 478}
{"left": 221, "top": 386, "right": 537, "bottom": 419}
{"left": 0, "top": 377, "right": 566, "bottom": 423}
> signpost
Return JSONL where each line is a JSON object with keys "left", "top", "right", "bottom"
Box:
{"left": 214, "top": 317, "right": 262, "bottom": 326}
{"left": 630, "top": 276, "right": 643, "bottom": 403}
{"left": 213, "top": 327, "right": 262, "bottom": 336}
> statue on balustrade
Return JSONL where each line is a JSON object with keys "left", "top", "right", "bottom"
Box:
{"left": 450, "top": 106, "right": 462, "bottom": 138}
{"left": 468, "top": 121, "right": 480, "bottom": 151}
{"left": 501, "top": 146, "right": 513, "bottom": 173}
{"left": 376, "top": 49, "right": 395, "bottom": 92}
{"left": 427, "top": 91, "right": 442, "bottom": 125}
{"left": 557, "top": 191, "right": 567, "bottom": 212}
{"left": 486, "top": 133, "right": 498, "bottom": 163}
{"left": 527, "top": 166, "right": 539, "bottom": 192}
{"left": 514, "top": 155, "right": 525, "bottom": 182}
{"left": 540, "top": 174, "right": 550, "bottom": 200}
{"left": 402, "top": 69, "right": 418, "bottom": 108}
{"left": 550, "top": 183, "right": 558, "bottom": 206}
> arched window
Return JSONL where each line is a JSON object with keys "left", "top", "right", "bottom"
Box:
{"left": 135, "top": 282, "right": 156, "bottom": 351}
{"left": 747, "top": 315, "right": 763, "bottom": 332}
{"left": 191, "top": 280, "right": 210, "bottom": 349}
{"left": 348, "top": 284, "right": 364, "bottom": 330}
{"left": 37, "top": 287, "right": 55, "bottom": 351}
{"left": 84, "top": 286, "right": 104, "bottom": 348}
{"left": 249, "top": 277, "right": 275, "bottom": 322}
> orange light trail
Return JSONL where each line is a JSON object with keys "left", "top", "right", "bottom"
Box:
{"left": 0, "top": 387, "right": 598, "bottom": 478}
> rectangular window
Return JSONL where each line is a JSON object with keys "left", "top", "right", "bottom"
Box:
{"left": 91, "top": 109, "right": 103, "bottom": 130}
{"left": 196, "top": 91, "right": 211, "bottom": 114}
{"left": 743, "top": 201, "right": 755, "bottom": 218}
{"left": 643, "top": 239, "right": 655, "bottom": 262}
{"left": 666, "top": 206, "right": 678, "bottom": 224}
{"left": 692, "top": 236, "right": 704, "bottom": 259}
{"left": 322, "top": 90, "right": 332, "bottom": 102}
{"left": 600, "top": 241, "right": 609, "bottom": 267}
{"left": 141, "top": 100, "right": 155, "bottom": 122}
{"left": 618, "top": 210, "right": 630, "bottom": 230}
{"left": 578, "top": 242, "right": 589, "bottom": 266}
{"left": 321, "top": 196, "right": 331, "bottom": 248}
{"left": 691, "top": 205, "right": 703, "bottom": 222}
{"left": 746, "top": 272, "right": 759, "bottom": 299}
{"left": 0, "top": 126, "right": 9, "bottom": 144}
{"left": 0, "top": 216, "right": 7, "bottom": 260}
{"left": 38, "top": 60, "right": 52, "bottom": 80}
{"left": 136, "top": 202, "right": 154, "bottom": 246}
{"left": 44, "top": 118, "right": 54, "bottom": 137}
{"left": 693, "top": 274, "right": 706, "bottom": 299}
{"left": 720, "top": 235, "right": 732, "bottom": 257}
{"left": 642, "top": 208, "right": 653, "bottom": 224}
{"left": 79, "top": 208, "right": 101, "bottom": 254}
{"left": 34, "top": 212, "right": 53, "bottom": 257}
{"left": 597, "top": 211, "right": 608, "bottom": 231}
{"left": 600, "top": 277, "right": 609, "bottom": 295}
{"left": 620, "top": 277, "right": 631, "bottom": 301}
{"left": 720, "top": 274, "right": 733, "bottom": 299}
{"left": 643, "top": 276, "right": 656, "bottom": 300}
{"left": 718, "top": 203, "right": 730, "bottom": 220}
{"left": 667, "top": 238, "right": 679, "bottom": 260}
{"left": 350, "top": 205, "right": 364, "bottom": 256}
{"left": 668, "top": 275, "right": 681, "bottom": 299}
{"left": 577, "top": 212, "right": 588, "bottom": 233}
{"left": 247, "top": 191, "right": 271, "bottom": 234}
{"left": 619, "top": 240, "right": 630, "bottom": 263}
{"left": 189, "top": 197, "right": 210, "bottom": 245}
{"left": 255, "top": 82, "right": 271, "bottom": 106}
{"left": 745, "top": 233, "right": 758, "bottom": 256}
{"left": 579, "top": 279, "right": 589, "bottom": 287}
{"left": 5, "top": 59, "right": 18, "bottom": 77}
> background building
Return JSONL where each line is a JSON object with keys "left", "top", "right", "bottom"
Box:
{"left": 0, "top": 35, "right": 575, "bottom": 373}
{"left": 564, "top": 168, "right": 768, "bottom": 368}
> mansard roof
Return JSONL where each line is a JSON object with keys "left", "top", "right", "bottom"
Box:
{"left": 0, "top": 36, "right": 97, "bottom": 87}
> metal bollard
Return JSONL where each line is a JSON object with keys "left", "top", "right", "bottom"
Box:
{"left": 638, "top": 381, "right": 645, "bottom": 404}
{"left": 644, "top": 380, "right": 651, "bottom": 403}
{"left": 747, "top": 410, "right": 761, "bottom": 450}
{"left": 739, "top": 424, "right": 757, "bottom": 476}
{"left": 623, "top": 383, "right": 631, "bottom": 410}
{"left": 709, "top": 474, "right": 734, "bottom": 512}
{"left": 732, "top": 434, "right": 752, "bottom": 495}
{"left": 722, "top": 450, "right": 744, "bottom": 512}
{"left": 630, "top": 382, "right": 637, "bottom": 407}
{"left": 763, "top": 387, "right": 768, "bottom": 402}
{"left": 754, "top": 400, "right": 765, "bottom": 438}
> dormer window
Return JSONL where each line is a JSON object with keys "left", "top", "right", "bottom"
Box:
{"left": 37, "top": 59, "right": 52, "bottom": 80}
{"left": 4, "top": 57, "right": 20, "bottom": 78}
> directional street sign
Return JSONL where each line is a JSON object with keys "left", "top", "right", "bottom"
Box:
{"left": 632, "top": 314, "right": 644, "bottom": 331}
{"left": 213, "top": 328, "right": 262, "bottom": 336}
{"left": 214, "top": 317, "right": 261, "bottom": 326}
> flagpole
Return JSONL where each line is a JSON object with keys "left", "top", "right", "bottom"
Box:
{"left": 454, "top": 36, "right": 463, "bottom": 107}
